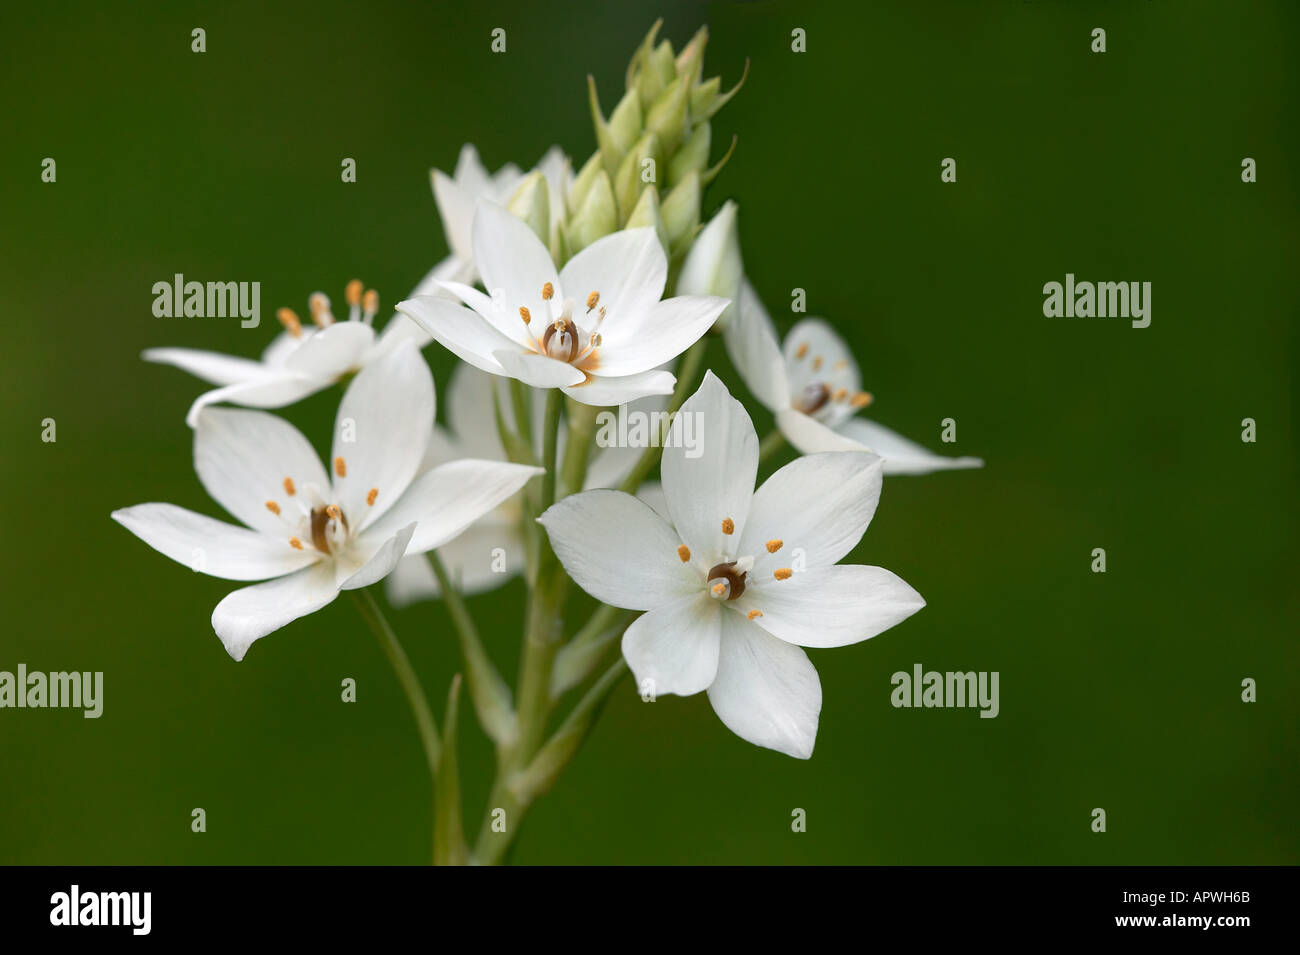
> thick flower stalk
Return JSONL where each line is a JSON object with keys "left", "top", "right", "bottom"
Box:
{"left": 114, "top": 21, "right": 979, "bottom": 866}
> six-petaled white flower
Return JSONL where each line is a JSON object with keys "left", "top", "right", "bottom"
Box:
{"left": 396, "top": 200, "right": 729, "bottom": 407}
{"left": 113, "top": 343, "right": 541, "bottom": 660}
{"left": 145, "top": 279, "right": 427, "bottom": 427}
{"left": 726, "top": 281, "right": 984, "bottom": 474}
{"left": 421, "top": 143, "right": 571, "bottom": 292}
{"left": 538, "top": 372, "right": 925, "bottom": 758}
{"left": 386, "top": 363, "right": 662, "bottom": 606}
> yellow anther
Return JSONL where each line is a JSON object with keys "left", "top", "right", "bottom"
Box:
{"left": 334, "top": 456, "right": 347, "bottom": 478}
{"left": 747, "top": 609, "right": 763, "bottom": 620}
{"left": 283, "top": 477, "right": 296, "bottom": 496}
{"left": 795, "top": 342, "right": 808, "bottom": 359}
{"left": 721, "top": 517, "right": 735, "bottom": 535}
{"left": 308, "top": 292, "right": 331, "bottom": 327}
{"left": 774, "top": 568, "right": 793, "bottom": 580}
{"left": 326, "top": 504, "right": 342, "bottom": 521}
{"left": 834, "top": 359, "right": 847, "bottom": 370}
{"left": 367, "top": 488, "right": 378, "bottom": 506}
{"left": 362, "top": 289, "right": 379, "bottom": 314}
{"left": 850, "top": 391, "right": 873, "bottom": 408}
{"left": 833, "top": 388, "right": 848, "bottom": 402}
{"left": 586, "top": 291, "right": 600, "bottom": 312}
{"left": 519, "top": 306, "right": 532, "bottom": 324}
{"left": 289, "top": 537, "right": 304, "bottom": 550}
{"left": 541, "top": 282, "right": 554, "bottom": 301}
{"left": 812, "top": 355, "right": 824, "bottom": 371}
{"left": 677, "top": 545, "right": 691, "bottom": 563}
{"left": 277, "top": 307, "right": 303, "bottom": 338}
{"left": 265, "top": 501, "right": 281, "bottom": 516}
{"left": 345, "top": 279, "right": 363, "bottom": 306}
{"left": 711, "top": 582, "right": 727, "bottom": 597}
{"left": 765, "top": 539, "right": 783, "bottom": 553}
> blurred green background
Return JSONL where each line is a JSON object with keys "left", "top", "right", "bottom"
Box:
{"left": 2, "top": 0, "right": 1296, "bottom": 864}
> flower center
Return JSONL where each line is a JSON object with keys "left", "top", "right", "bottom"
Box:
{"left": 310, "top": 505, "right": 349, "bottom": 555}
{"left": 520, "top": 286, "right": 606, "bottom": 368}
{"left": 706, "top": 561, "right": 747, "bottom": 601}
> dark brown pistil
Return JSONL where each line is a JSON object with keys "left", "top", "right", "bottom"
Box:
{"left": 706, "top": 561, "right": 747, "bottom": 600}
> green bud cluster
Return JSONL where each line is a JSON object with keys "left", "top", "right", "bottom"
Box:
{"left": 558, "top": 21, "right": 747, "bottom": 267}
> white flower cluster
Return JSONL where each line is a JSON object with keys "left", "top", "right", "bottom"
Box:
{"left": 114, "top": 23, "right": 980, "bottom": 769}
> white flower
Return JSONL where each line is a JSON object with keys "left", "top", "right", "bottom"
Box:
{"left": 417, "top": 143, "right": 572, "bottom": 294}
{"left": 676, "top": 200, "right": 743, "bottom": 331}
{"left": 145, "top": 280, "right": 428, "bottom": 427}
{"left": 386, "top": 363, "right": 660, "bottom": 606}
{"left": 113, "top": 344, "right": 541, "bottom": 660}
{"left": 725, "top": 281, "right": 984, "bottom": 474}
{"left": 538, "top": 372, "right": 925, "bottom": 758}
{"left": 396, "top": 200, "right": 728, "bottom": 407}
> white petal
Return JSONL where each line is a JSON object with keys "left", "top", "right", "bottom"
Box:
{"left": 396, "top": 295, "right": 516, "bottom": 376}
{"left": 739, "top": 451, "right": 882, "bottom": 575}
{"left": 783, "top": 318, "right": 862, "bottom": 398}
{"left": 386, "top": 520, "right": 524, "bottom": 606}
{"left": 563, "top": 368, "right": 674, "bottom": 407}
{"left": 835, "top": 418, "right": 984, "bottom": 475}
{"left": 282, "top": 321, "right": 375, "bottom": 378}
{"left": 112, "top": 503, "right": 317, "bottom": 580}
{"left": 432, "top": 167, "right": 479, "bottom": 264}
{"left": 776, "top": 407, "right": 869, "bottom": 454}
{"left": 143, "top": 347, "right": 266, "bottom": 386}
{"left": 453, "top": 143, "right": 494, "bottom": 194}
{"left": 621, "top": 594, "right": 720, "bottom": 697}
{"left": 472, "top": 200, "right": 560, "bottom": 317}
{"left": 385, "top": 553, "right": 440, "bottom": 607}
{"left": 706, "top": 611, "right": 821, "bottom": 759}
{"left": 633, "top": 481, "right": 671, "bottom": 521}
{"left": 211, "top": 562, "right": 340, "bottom": 661}
{"left": 557, "top": 227, "right": 667, "bottom": 323}
{"left": 364, "top": 459, "right": 541, "bottom": 555}
{"left": 338, "top": 524, "right": 416, "bottom": 590}
{"left": 494, "top": 349, "right": 585, "bottom": 388}
{"left": 331, "top": 342, "right": 434, "bottom": 529}
{"left": 722, "top": 280, "right": 791, "bottom": 411}
{"left": 739, "top": 565, "right": 925, "bottom": 648}
{"left": 537, "top": 489, "right": 699, "bottom": 611}
{"left": 446, "top": 362, "right": 509, "bottom": 460}
{"left": 184, "top": 374, "right": 325, "bottom": 428}
{"left": 194, "top": 407, "right": 330, "bottom": 535}
{"left": 592, "top": 294, "right": 727, "bottom": 377}
{"left": 438, "top": 279, "right": 534, "bottom": 347}
{"left": 405, "top": 253, "right": 474, "bottom": 301}
{"left": 676, "top": 201, "right": 742, "bottom": 326}
{"left": 261, "top": 329, "right": 311, "bottom": 366}
{"left": 661, "top": 371, "right": 758, "bottom": 564}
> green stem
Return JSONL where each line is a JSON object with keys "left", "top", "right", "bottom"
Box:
{"left": 558, "top": 399, "right": 600, "bottom": 499}
{"left": 350, "top": 588, "right": 440, "bottom": 778}
{"left": 539, "top": 388, "right": 564, "bottom": 508}
{"left": 509, "top": 378, "right": 534, "bottom": 454}
{"left": 427, "top": 551, "right": 517, "bottom": 745}
{"left": 758, "top": 428, "right": 786, "bottom": 463}
{"left": 618, "top": 336, "right": 709, "bottom": 494}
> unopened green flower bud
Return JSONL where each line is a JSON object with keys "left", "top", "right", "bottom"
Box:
{"left": 677, "top": 200, "right": 742, "bottom": 329}
{"left": 668, "top": 122, "right": 711, "bottom": 187}
{"left": 625, "top": 185, "right": 670, "bottom": 255}
{"left": 661, "top": 170, "right": 701, "bottom": 253}
{"left": 566, "top": 169, "right": 617, "bottom": 253}
{"left": 567, "top": 151, "right": 602, "bottom": 217}
{"left": 614, "top": 132, "right": 661, "bottom": 224}
{"left": 506, "top": 171, "right": 551, "bottom": 246}
{"left": 588, "top": 78, "right": 642, "bottom": 175}
{"left": 645, "top": 75, "right": 690, "bottom": 156}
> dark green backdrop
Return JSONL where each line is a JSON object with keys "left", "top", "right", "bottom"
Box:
{"left": 2, "top": 0, "right": 1296, "bottom": 864}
